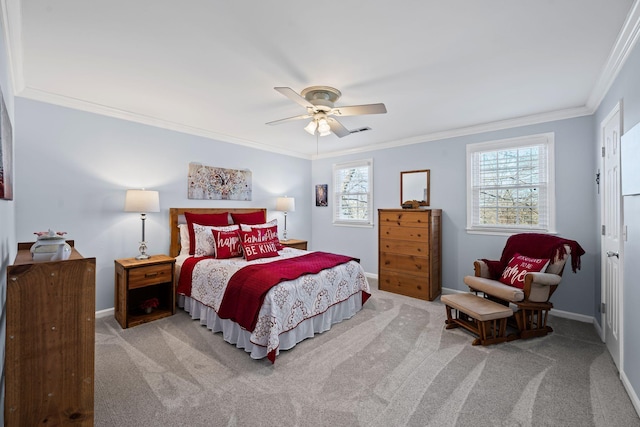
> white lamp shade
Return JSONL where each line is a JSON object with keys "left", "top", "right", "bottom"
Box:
{"left": 124, "top": 189, "right": 160, "bottom": 213}
{"left": 276, "top": 196, "right": 295, "bottom": 212}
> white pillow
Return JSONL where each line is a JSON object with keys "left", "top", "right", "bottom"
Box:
{"left": 240, "top": 218, "right": 277, "bottom": 231}
{"left": 193, "top": 224, "right": 239, "bottom": 257}
{"left": 178, "top": 224, "right": 190, "bottom": 255}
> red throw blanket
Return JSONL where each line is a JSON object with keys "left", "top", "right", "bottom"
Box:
{"left": 176, "top": 256, "right": 213, "bottom": 297}
{"left": 483, "top": 233, "right": 586, "bottom": 279}
{"left": 217, "top": 252, "right": 366, "bottom": 332}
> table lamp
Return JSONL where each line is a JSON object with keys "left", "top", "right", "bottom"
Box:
{"left": 276, "top": 196, "right": 295, "bottom": 241}
{"left": 125, "top": 189, "right": 160, "bottom": 259}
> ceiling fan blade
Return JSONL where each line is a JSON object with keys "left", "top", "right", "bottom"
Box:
{"left": 274, "top": 87, "right": 315, "bottom": 109}
{"left": 327, "top": 117, "right": 351, "bottom": 138}
{"left": 266, "top": 113, "right": 312, "bottom": 125}
{"left": 331, "top": 103, "right": 387, "bottom": 116}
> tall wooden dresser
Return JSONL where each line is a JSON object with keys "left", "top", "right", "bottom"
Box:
{"left": 378, "top": 209, "right": 442, "bottom": 301}
{"left": 5, "top": 242, "right": 96, "bottom": 426}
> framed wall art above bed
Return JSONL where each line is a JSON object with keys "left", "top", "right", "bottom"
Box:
{"left": 187, "top": 163, "right": 252, "bottom": 200}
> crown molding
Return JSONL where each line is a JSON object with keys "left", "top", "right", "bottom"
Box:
{"left": 312, "top": 105, "right": 592, "bottom": 160}
{"left": 586, "top": 0, "right": 640, "bottom": 109}
{"left": 17, "top": 86, "right": 311, "bottom": 159}
{"left": 19, "top": 85, "right": 593, "bottom": 162}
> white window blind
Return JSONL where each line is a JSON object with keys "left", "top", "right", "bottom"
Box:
{"left": 467, "top": 133, "right": 555, "bottom": 234}
{"left": 333, "top": 159, "right": 374, "bottom": 227}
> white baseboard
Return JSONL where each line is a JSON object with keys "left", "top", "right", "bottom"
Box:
{"left": 549, "top": 307, "right": 593, "bottom": 324}
{"left": 593, "top": 317, "right": 605, "bottom": 342}
{"left": 622, "top": 371, "right": 640, "bottom": 418}
{"left": 95, "top": 307, "right": 114, "bottom": 318}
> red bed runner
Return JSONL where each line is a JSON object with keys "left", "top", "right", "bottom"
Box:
{"left": 217, "top": 251, "right": 361, "bottom": 332}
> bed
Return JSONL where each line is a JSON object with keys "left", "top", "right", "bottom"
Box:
{"left": 169, "top": 207, "right": 371, "bottom": 363}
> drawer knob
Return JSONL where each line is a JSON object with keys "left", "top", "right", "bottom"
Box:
{"left": 145, "top": 272, "right": 159, "bottom": 278}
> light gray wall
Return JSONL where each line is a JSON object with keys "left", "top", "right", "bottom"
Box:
{"left": 595, "top": 30, "right": 640, "bottom": 414}
{"left": 13, "top": 98, "right": 311, "bottom": 311}
{"left": 312, "top": 116, "right": 597, "bottom": 317}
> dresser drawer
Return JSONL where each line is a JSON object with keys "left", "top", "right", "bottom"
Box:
{"left": 380, "top": 251, "right": 429, "bottom": 273}
{"left": 379, "top": 270, "right": 432, "bottom": 301}
{"left": 379, "top": 210, "right": 430, "bottom": 227}
{"left": 128, "top": 263, "right": 173, "bottom": 289}
{"left": 380, "top": 225, "right": 430, "bottom": 242}
{"left": 379, "top": 238, "right": 429, "bottom": 257}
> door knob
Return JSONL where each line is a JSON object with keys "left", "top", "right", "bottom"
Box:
{"left": 606, "top": 251, "right": 619, "bottom": 258}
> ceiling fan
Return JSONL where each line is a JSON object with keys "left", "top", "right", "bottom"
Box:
{"left": 266, "top": 86, "right": 387, "bottom": 137}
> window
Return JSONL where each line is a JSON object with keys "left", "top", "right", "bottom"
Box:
{"left": 333, "top": 159, "right": 374, "bottom": 227}
{"left": 467, "top": 133, "right": 555, "bottom": 234}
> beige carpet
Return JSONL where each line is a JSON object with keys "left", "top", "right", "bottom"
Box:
{"left": 94, "top": 282, "right": 640, "bottom": 426}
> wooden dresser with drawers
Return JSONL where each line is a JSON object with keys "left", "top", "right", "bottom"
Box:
{"left": 378, "top": 209, "right": 442, "bottom": 301}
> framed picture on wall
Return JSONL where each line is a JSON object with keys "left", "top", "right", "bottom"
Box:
{"left": 0, "top": 87, "right": 13, "bottom": 201}
{"left": 315, "top": 184, "right": 328, "bottom": 207}
{"left": 187, "top": 162, "right": 252, "bottom": 200}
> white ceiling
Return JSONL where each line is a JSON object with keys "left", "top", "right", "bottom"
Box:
{"left": 4, "top": 1, "right": 639, "bottom": 158}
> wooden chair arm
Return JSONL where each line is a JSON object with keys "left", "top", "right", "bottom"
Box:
{"left": 473, "top": 260, "right": 494, "bottom": 278}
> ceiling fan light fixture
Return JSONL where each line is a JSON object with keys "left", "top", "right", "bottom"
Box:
{"left": 304, "top": 120, "right": 317, "bottom": 135}
{"left": 317, "top": 118, "right": 330, "bottom": 135}
{"left": 269, "top": 86, "right": 386, "bottom": 139}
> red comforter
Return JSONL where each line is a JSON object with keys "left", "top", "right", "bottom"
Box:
{"left": 218, "top": 251, "right": 365, "bottom": 331}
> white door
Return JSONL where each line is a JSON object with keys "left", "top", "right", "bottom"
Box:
{"left": 601, "top": 102, "right": 622, "bottom": 370}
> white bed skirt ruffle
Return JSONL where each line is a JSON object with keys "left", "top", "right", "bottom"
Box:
{"left": 177, "top": 292, "right": 364, "bottom": 361}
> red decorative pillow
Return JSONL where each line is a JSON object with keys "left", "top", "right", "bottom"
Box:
{"left": 499, "top": 253, "right": 550, "bottom": 289}
{"left": 211, "top": 226, "right": 242, "bottom": 259}
{"left": 239, "top": 229, "right": 279, "bottom": 261}
{"left": 241, "top": 219, "right": 284, "bottom": 250}
{"left": 184, "top": 212, "right": 229, "bottom": 255}
{"left": 230, "top": 211, "right": 265, "bottom": 226}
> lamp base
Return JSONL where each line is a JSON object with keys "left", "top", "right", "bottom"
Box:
{"left": 136, "top": 241, "right": 150, "bottom": 260}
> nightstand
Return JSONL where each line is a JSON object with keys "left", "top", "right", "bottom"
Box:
{"left": 114, "top": 254, "right": 176, "bottom": 328}
{"left": 280, "top": 239, "right": 308, "bottom": 250}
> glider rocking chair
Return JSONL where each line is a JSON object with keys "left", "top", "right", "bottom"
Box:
{"left": 463, "top": 233, "right": 585, "bottom": 340}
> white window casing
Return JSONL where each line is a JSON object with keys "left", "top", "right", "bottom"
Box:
{"left": 332, "top": 159, "right": 374, "bottom": 227}
{"left": 466, "top": 133, "right": 556, "bottom": 235}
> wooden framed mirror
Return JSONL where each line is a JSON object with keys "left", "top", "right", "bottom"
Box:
{"left": 401, "top": 169, "right": 430, "bottom": 207}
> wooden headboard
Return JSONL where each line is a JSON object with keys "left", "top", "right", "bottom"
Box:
{"left": 169, "top": 207, "right": 267, "bottom": 257}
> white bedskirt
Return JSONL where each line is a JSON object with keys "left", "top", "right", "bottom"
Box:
{"left": 178, "top": 291, "right": 364, "bottom": 361}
